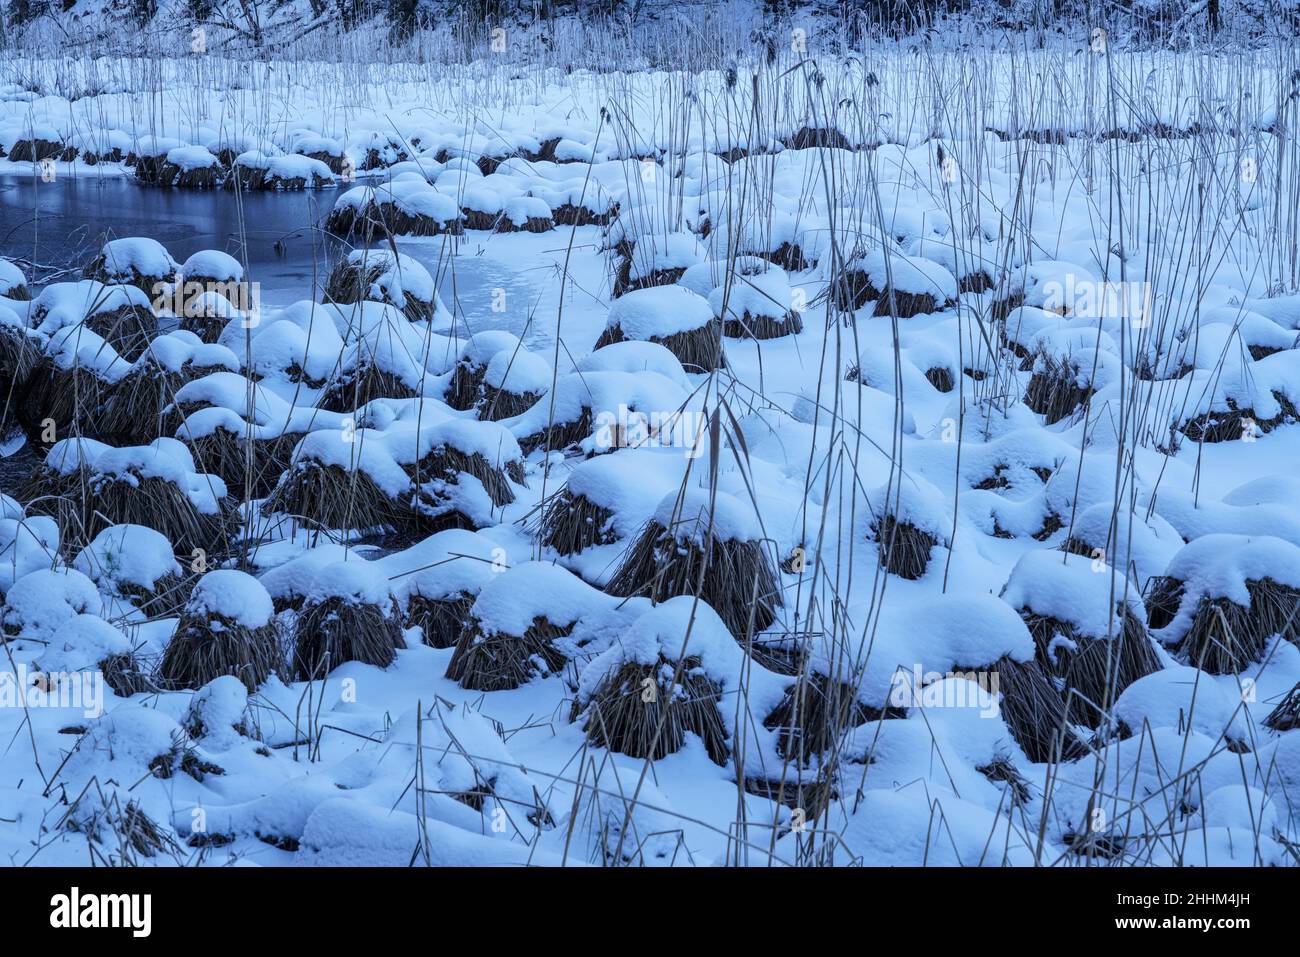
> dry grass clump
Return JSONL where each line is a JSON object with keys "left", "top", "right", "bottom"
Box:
{"left": 7, "top": 137, "right": 64, "bottom": 162}
{"left": 984, "top": 656, "right": 1090, "bottom": 764}
{"left": 78, "top": 304, "right": 159, "bottom": 362}
{"left": 181, "top": 423, "right": 302, "bottom": 500}
{"left": 84, "top": 471, "right": 229, "bottom": 555}
{"left": 537, "top": 488, "right": 618, "bottom": 555}
{"left": 1023, "top": 353, "right": 1093, "bottom": 425}
{"left": 479, "top": 381, "right": 542, "bottom": 421}
{"left": 763, "top": 673, "right": 885, "bottom": 766}
{"left": 316, "top": 361, "right": 420, "bottom": 413}
{"left": 1177, "top": 392, "right": 1299, "bottom": 443}
{"left": 1152, "top": 575, "right": 1300, "bottom": 675}
{"left": 292, "top": 593, "right": 405, "bottom": 680}
{"left": 445, "top": 615, "right": 572, "bottom": 692}
{"left": 99, "top": 356, "right": 220, "bottom": 444}
{"left": 873, "top": 514, "right": 937, "bottom": 580}
{"left": 782, "top": 126, "right": 851, "bottom": 150}
{"left": 514, "top": 407, "right": 596, "bottom": 456}
{"left": 158, "top": 604, "right": 282, "bottom": 692}
{"left": 593, "top": 320, "right": 723, "bottom": 373}
{"left": 1021, "top": 608, "right": 1162, "bottom": 727}
{"left": 1264, "top": 681, "right": 1300, "bottom": 732}
{"left": 573, "top": 656, "right": 729, "bottom": 765}
{"left": 742, "top": 775, "right": 838, "bottom": 823}
{"left": 611, "top": 261, "right": 689, "bottom": 299}
{"left": 372, "top": 200, "right": 464, "bottom": 238}
{"left": 99, "top": 651, "right": 156, "bottom": 697}
{"left": 0, "top": 323, "right": 39, "bottom": 431}
{"left": 721, "top": 307, "right": 803, "bottom": 341}
{"left": 405, "top": 591, "right": 474, "bottom": 649}
{"left": 405, "top": 443, "right": 519, "bottom": 532}
{"left": 322, "top": 255, "right": 436, "bottom": 323}
{"left": 264, "top": 460, "right": 400, "bottom": 533}
{"left": 155, "top": 160, "right": 220, "bottom": 189}
{"left": 924, "top": 366, "right": 955, "bottom": 392}
{"left": 830, "top": 270, "right": 943, "bottom": 318}
{"left": 606, "top": 515, "right": 781, "bottom": 640}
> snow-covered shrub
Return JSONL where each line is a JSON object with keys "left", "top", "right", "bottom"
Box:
{"left": 607, "top": 487, "right": 781, "bottom": 640}
{"left": 291, "top": 560, "right": 405, "bottom": 680}
{"left": 573, "top": 598, "right": 753, "bottom": 765}
{"left": 157, "top": 569, "right": 280, "bottom": 691}
{"left": 1001, "top": 550, "right": 1163, "bottom": 727}
{"left": 1146, "top": 534, "right": 1300, "bottom": 675}
{"left": 445, "top": 561, "right": 612, "bottom": 691}
{"left": 595, "top": 285, "right": 723, "bottom": 372}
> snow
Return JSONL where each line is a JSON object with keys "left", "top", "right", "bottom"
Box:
{"left": 1000, "top": 550, "right": 1144, "bottom": 638}
{"left": 73, "top": 524, "right": 182, "bottom": 592}
{"left": 36, "top": 614, "right": 132, "bottom": 676}
{"left": 0, "top": 258, "right": 25, "bottom": 296}
{"left": 2, "top": 568, "right": 103, "bottom": 642}
{"left": 187, "top": 570, "right": 274, "bottom": 628}
{"left": 181, "top": 249, "right": 243, "bottom": 282}
{"left": 1165, "top": 533, "right": 1300, "bottom": 604}
{"left": 94, "top": 237, "right": 179, "bottom": 281}
{"left": 469, "top": 561, "right": 611, "bottom": 637}
{"left": 652, "top": 487, "right": 763, "bottom": 544}
{"left": 606, "top": 285, "right": 715, "bottom": 339}
{"left": 3, "top": 30, "right": 1300, "bottom": 868}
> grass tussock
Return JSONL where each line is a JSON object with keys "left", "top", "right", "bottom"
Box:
{"left": 607, "top": 517, "right": 781, "bottom": 640}
{"left": 158, "top": 608, "right": 282, "bottom": 692}
{"left": 573, "top": 656, "right": 729, "bottom": 765}
{"left": 537, "top": 488, "right": 617, "bottom": 555}
{"left": 444, "top": 616, "right": 571, "bottom": 692}
{"left": 1022, "top": 608, "right": 1163, "bottom": 727}
{"left": 292, "top": 595, "right": 404, "bottom": 680}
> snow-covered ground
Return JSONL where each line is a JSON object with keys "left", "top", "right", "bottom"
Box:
{"left": 1, "top": 32, "right": 1300, "bottom": 867}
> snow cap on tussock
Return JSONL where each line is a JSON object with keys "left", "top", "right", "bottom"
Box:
{"left": 36, "top": 614, "right": 132, "bottom": 676}
{"left": 93, "top": 237, "right": 179, "bottom": 282}
{"left": 852, "top": 248, "right": 958, "bottom": 301}
{"left": 0, "top": 258, "right": 26, "bottom": 297}
{"left": 181, "top": 249, "right": 243, "bottom": 283}
{"left": 2, "top": 568, "right": 103, "bottom": 641}
{"left": 653, "top": 487, "right": 763, "bottom": 544}
{"left": 0, "top": 515, "right": 59, "bottom": 596}
{"left": 483, "top": 347, "right": 550, "bottom": 394}
{"left": 1113, "top": 666, "right": 1251, "bottom": 743}
{"left": 470, "top": 561, "right": 611, "bottom": 637}
{"left": 607, "top": 285, "right": 715, "bottom": 339}
{"left": 1000, "top": 550, "right": 1144, "bottom": 638}
{"left": 577, "top": 596, "right": 745, "bottom": 701}
{"left": 848, "top": 592, "right": 1036, "bottom": 706}
{"left": 187, "top": 569, "right": 274, "bottom": 629}
{"left": 575, "top": 340, "right": 689, "bottom": 387}
{"left": 73, "top": 524, "right": 182, "bottom": 592}
{"left": 381, "top": 529, "right": 500, "bottom": 603}
{"left": 707, "top": 263, "right": 793, "bottom": 321}
{"left": 868, "top": 474, "right": 953, "bottom": 543}
{"left": 303, "top": 560, "right": 392, "bottom": 607}
{"left": 1162, "top": 534, "right": 1300, "bottom": 607}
